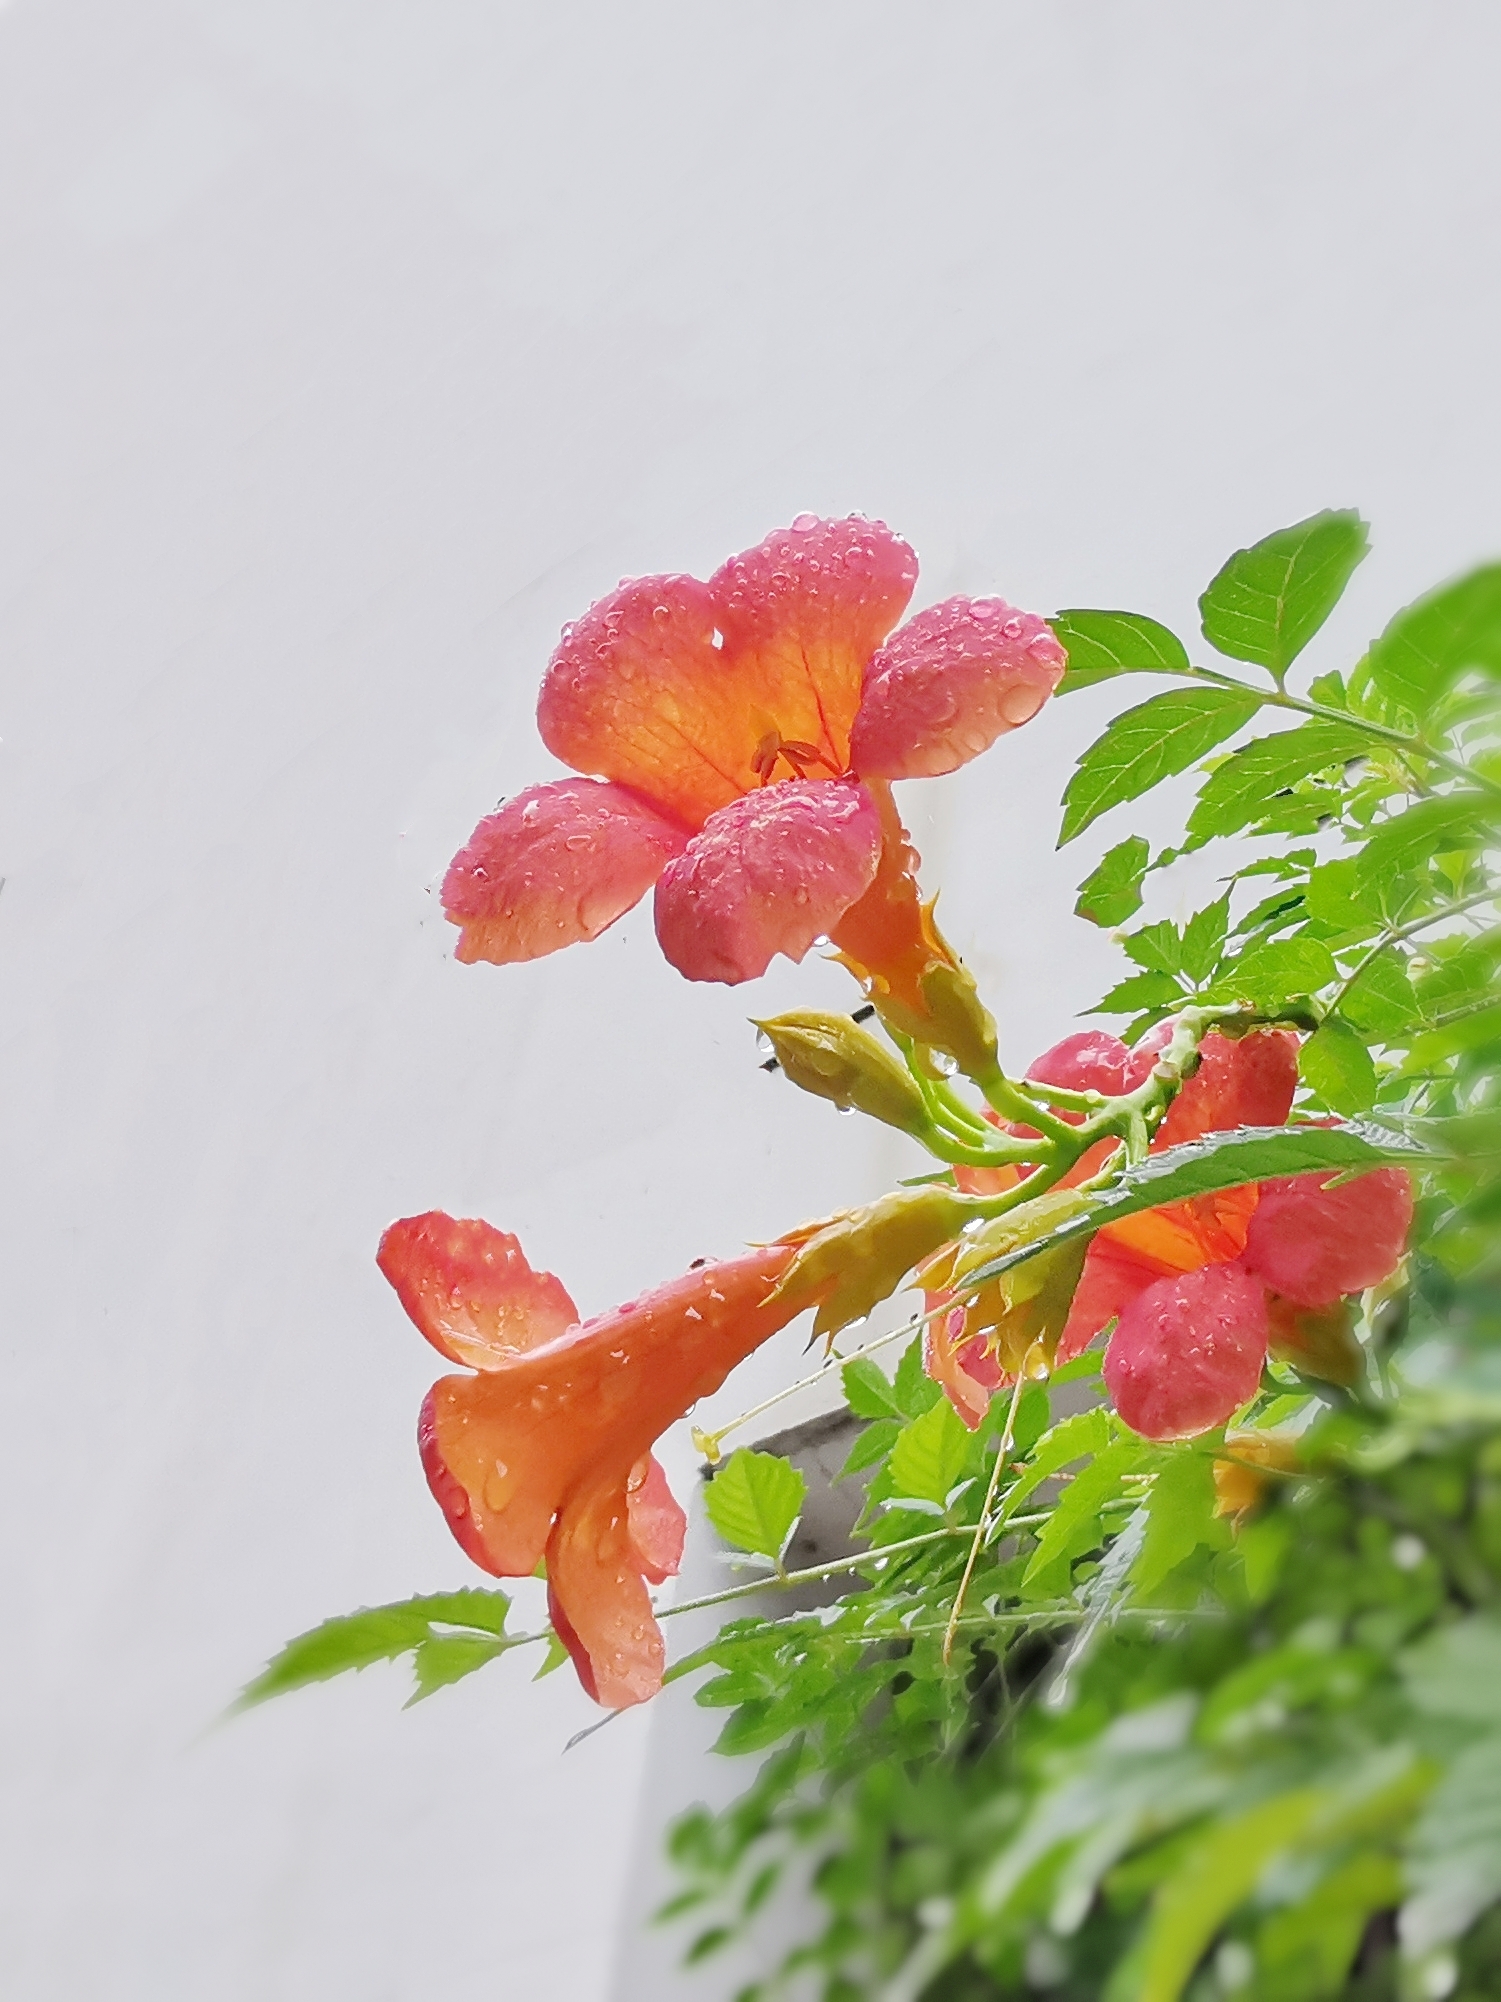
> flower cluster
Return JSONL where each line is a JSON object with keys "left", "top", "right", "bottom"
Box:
{"left": 927, "top": 1025, "right": 1413, "bottom": 1440}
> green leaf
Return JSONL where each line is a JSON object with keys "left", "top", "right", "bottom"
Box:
{"left": 840, "top": 1355, "right": 904, "bottom": 1420}
{"left": 1178, "top": 896, "right": 1231, "bottom": 985}
{"left": 960, "top": 1121, "right": 1428, "bottom": 1292}
{"left": 1133, "top": 1453, "right": 1219, "bottom": 1595}
{"left": 892, "top": 1334, "right": 942, "bottom": 1418}
{"left": 532, "top": 1631, "right": 571, "bottom": 1680}
{"left": 1134, "top": 1789, "right": 1328, "bottom": 2001}
{"left": 1304, "top": 857, "right": 1381, "bottom": 933}
{"left": 1123, "top": 919, "right": 1189, "bottom": 977}
{"left": 997, "top": 1407, "right": 1117, "bottom": 1526}
{"left": 705, "top": 1450, "right": 807, "bottom": 1561}
{"left": 239, "top": 1590, "right": 513, "bottom": 1708}
{"left": 1363, "top": 562, "right": 1501, "bottom": 716}
{"left": 1355, "top": 792, "right": 1492, "bottom": 892}
{"left": 835, "top": 1417, "right": 901, "bottom": 1482}
{"left": 408, "top": 1632, "right": 509, "bottom": 1705}
{"left": 1198, "top": 509, "right": 1369, "bottom": 674}
{"left": 1300, "top": 1017, "right": 1379, "bottom": 1114}
{"left": 1050, "top": 609, "right": 1192, "bottom": 693}
{"left": 1218, "top": 936, "right": 1337, "bottom": 1008}
{"left": 1060, "top": 688, "right": 1262, "bottom": 844}
{"left": 1401, "top": 1613, "right": 1501, "bottom": 1723}
{"left": 888, "top": 1398, "right": 971, "bottom": 1506}
{"left": 1089, "top": 971, "right": 1184, "bottom": 1017}
{"left": 1076, "top": 836, "right": 1151, "bottom": 926}
{"left": 1187, "top": 719, "right": 1370, "bottom": 843}
{"left": 1022, "top": 1438, "right": 1147, "bottom": 1594}
{"left": 1401, "top": 1735, "right": 1501, "bottom": 1956}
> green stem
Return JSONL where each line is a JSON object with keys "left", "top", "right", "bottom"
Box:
{"left": 943, "top": 1359, "right": 1034, "bottom": 1664}
{"left": 1326, "top": 887, "right": 1498, "bottom": 1020}
{"left": 1180, "top": 662, "right": 1501, "bottom": 800}
{"left": 663, "top": 1515, "right": 1057, "bottom": 1622}
{"left": 976, "top": 1066, "right": 1080, "bottom": 1147}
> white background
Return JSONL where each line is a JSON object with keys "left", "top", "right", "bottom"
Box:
{"left": 2, "top": 4, "right": 1499, "bottom": 1998}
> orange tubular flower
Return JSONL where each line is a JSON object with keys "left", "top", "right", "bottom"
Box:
{"left": 378, "top": 1214, "right": 802, "bottom": 1709}
{"left": 442, "top": 514, "right": 1065, "bottom": 994}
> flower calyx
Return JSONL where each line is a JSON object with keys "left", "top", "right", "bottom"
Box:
{"left": 770, "top": 1183, "right": 978, "bottom": 1342}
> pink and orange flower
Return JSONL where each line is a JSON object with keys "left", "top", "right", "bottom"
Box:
{"left": 927, "top": 1026, "right": 1413, "bottom": 1440}
{"left": 442, "top": 514, "right": 1064, "bottom": 986}
{"left": 377, "top": 1213, "right": 803, "bottom": 1709}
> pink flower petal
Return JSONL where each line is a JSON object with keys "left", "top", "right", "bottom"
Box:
{"left": 851, "top": 596, "right": 1066, "bottom": 779}
{"left": 1104, "top": 1261, "right": 1270, "bottom": 1440}
{"left": 626, "top": 1456, "right": 687, "bottom": 1584}
{"left": 536, "top": 574, "right": 742, "bottom": 828}
{"left": 1241, "top": 1166, "right": 1413, "bottom": 1308}
{"left": 653, "top": 779, "right": 883, "bottom": 985}
{"left": 379, "top": 1213, "right": 578, "bottom": 1370}
{"left": 1028, "top": 1030, "right": 1134, "bottom": 1098}
{"left": 442, "top": 777, "right": 687, "bottom": 966}
{"left": 709, "top": 516, "right": 918, "bottom": 770}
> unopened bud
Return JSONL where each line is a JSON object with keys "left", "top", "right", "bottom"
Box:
{"left": 753, "top": 1010, "right": 931, "bottom": 1136}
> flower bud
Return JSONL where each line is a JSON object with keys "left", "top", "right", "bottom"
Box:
{"left": 753, "top": 1010, "right": 932, "bottom": 1136}
{"left": 771, "top": 1184, "right": 976, "bottom": 1341}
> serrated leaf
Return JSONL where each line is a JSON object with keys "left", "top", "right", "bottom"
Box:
{"left": 1022, "top": 1438, "right": 1147, "bottom": 1593}
{"left": 705, "top": 1450, "right": 807, "bottom": 1560}
{"left": 1179, "top": 896, "right": 1231, "bottom": 985}
{"left": 892, "top": 1333, "right": 943, "bottom": 1418}
{"left": 959, "top": 1122, "right": 1428, "bottom": 1293}
{"left": 1342, "top": 951, "right": 1419, "bottom": 1038}
{"left": 1304, "top": 857, "right": 1381, "bottom": 932}
{"left": 1060, "top": 687, "right": 1262, "bottom": 844}
{"left": 533, "top": 1631, "right": 571, "bottom": 1680}
{"left": 408, "top": 1633, "right": 509, "bottom": 1705}
{"left": 1199, "top": 509, "right": 1369, "bottom": 673}
{"left": 1355, "top": 792, "right": 1492, "bottom": 891}
{"left": 887, "top": 1398, "right": 971, "bottom": 1505}
{"left": 1299, "top": 1018, "right": 1379, "bottom": 1114}
{"left": 239, "top": 1590, "right": 512, "bottom": 1708}
{"left": 1218, "top": 936, "right": 1337, "bottom": 1008}
{"left": 1187, "top": 720, "right": 1370, "bottom": 843}
{"left": 840, "top": 1355, "right": 905, "bottom": 1420}
{"left": 1123, "top": 919, "right": 1188, "bottom": 977}
{"left": 1133, "top": 1453, "right": 1219, "bottom": 1595}
{"left": 1090, "top": 971, "right": 1184, "bottom": 1016}
{"left": 835, "top": 1417, "right": 901, "bottom": 1482}
{"left": 1050, "top": 609, "right": 1192, "bottom": 693}
{"left": 1363, "top": 562, "right": 1501, "bottom": 716}
{"left": 1076, "top": 836, "right": 1151, "bottom": 926}
{"left": 996, "top": 1407, "right": 1117, "bottom": 1527}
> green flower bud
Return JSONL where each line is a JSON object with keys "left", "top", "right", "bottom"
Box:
{"left": 754, "top": 1010, "right": 933, "bottom": 1138}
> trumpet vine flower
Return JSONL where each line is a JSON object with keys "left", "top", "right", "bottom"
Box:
{"left": 443, "top": 514, "right": 1064, "bottom": 988}
{"left": 377, "top": 1213, "right": 802, "bottom": 1709}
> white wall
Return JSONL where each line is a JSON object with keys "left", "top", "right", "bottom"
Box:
{"left": 2, "top": 4, "right": 1498, "bottom": 1998}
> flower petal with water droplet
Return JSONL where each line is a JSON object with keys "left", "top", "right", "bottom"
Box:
{"left": 442, "top": 776, "right": 687, "bottom": 966}
{"left": 851, "top": 595, "right": 1066, "bottom": 779}
{"left": 378, "top": 1212, "right": 578, "bottom": 1370}
{"left": 654, "top": 779, "right": 882, "bottom": 985}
